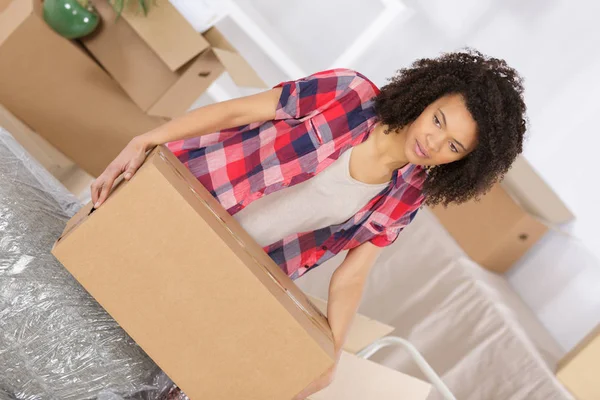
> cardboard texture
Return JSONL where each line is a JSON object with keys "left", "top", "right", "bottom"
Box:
{"left": 0, "top": 0, "right": 164, "bottom": 178}
{"left": 52, "top": 146, "right": 335, "bottom": 400}
{"left": 0, "top": 104, "right": 70, "bottom": 179}
{"left": 308, "top": 296, "right": 395, "bottom": 354}
{"left": 429, "top": 155, "right": 572, "bottom": 273}
{"left": 430, "top": 183, "right": 549, "bottom": 273}
{"left": 82, "top": 3, "right": 266, "bottom": 119}
{"left": 120, "top": 0, "right": 207, "bottom": 72}
{"left": 0, "top": 104, "right": 94, "bottom": 195}
{"left": 556, "top": 324, "right": 600, "bottom": 400}
{"left": 0, "top": 0, "right": 10, "bottom": 12}
{"left": 309, "top": 351, "right": 432, "bottom": 400}
{"left": 502, "top": 156, "right": 574, "bottom": 224}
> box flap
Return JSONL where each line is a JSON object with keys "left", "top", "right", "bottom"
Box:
{"left": 121, "top": 0, "right": 209, "bottom": 71}
{"left": 203, "top": 27, "right": 267, "bottom": 88}
{"left": 309, "top": 351, "right": 432, "bottom": 400}
{"left": 147, "top": 50, "right": 224, "bottom": 119}
{"left": 0, "top": 0, "right": 33, "bottom": 44}
{"left": 308, "top": 296, "right": 395, "bottom": 353}
{"left": 212, "top": 48, "right": 268, "bottom": 88}
{"left": 502, "top": 156, "right": 574, "bottom": 224}
{"left": 82, "top": 0, "right": 180, "bottom": 112}
{"left": 203, "top": 27, "right": 236, "bottom": 52}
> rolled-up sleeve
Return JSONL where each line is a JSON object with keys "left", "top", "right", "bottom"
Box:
{"left": 369, "top": 208, "right": 421, "bottom": 247}
{"left": 274, "top": 68, "right": 378, "bottom": 121}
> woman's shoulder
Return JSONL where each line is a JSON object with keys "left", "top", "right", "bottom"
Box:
{"left": 311, "top": 68, "right": 380, "bottom": 95}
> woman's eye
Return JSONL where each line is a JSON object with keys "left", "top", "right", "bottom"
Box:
{"left": 450, "top": 143, "right": 458, "bottom": 153}
{"left": 433, "top": 115, "right": 441, "bottom": 128}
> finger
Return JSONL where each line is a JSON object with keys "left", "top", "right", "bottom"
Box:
{"left": 124, "top": 155, "right": 144, "bottom": 181}
{"left": 91, "top": 180, "right": 102, "bottom": 205}
{"left": 95, "top": 170, "right": 119, "bottom": 208}
{"left": 96, "top": 182, "right": 112, "bottom": 209}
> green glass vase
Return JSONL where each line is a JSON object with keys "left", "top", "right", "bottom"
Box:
{"left": 43, "top": 0, "right": 99, "bottom": 39}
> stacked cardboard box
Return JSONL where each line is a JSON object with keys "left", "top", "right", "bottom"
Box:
{"left": 0, "top": 0, "right": 164, "bottom": 177}
{"left": 81, "top": 0, "right": 266, "bottom": 119}
{"left": 0, "top": 0, "right": 265, "bottom": 178}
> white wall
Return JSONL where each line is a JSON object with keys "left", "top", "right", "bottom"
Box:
{"left": 200, "top": 0, "right": 600, "bottom": 351}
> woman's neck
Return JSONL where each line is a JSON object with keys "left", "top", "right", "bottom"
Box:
{"left": 349, "top": 123, "right": 410, "bottom": 185}
{"left": 368, "top": 122, "right": 410, "bottom": 172}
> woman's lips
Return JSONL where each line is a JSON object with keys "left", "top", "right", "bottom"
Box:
{"left": 415, "top": 140, "right": 430, "bottom": 158}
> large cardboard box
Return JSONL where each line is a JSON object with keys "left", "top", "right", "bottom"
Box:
{"left": 430, "top": 156, "right": 573, "bottom": 273}
{"left": 81, "top": 1, "right": 266, "bottom": 119}
{"left": 0, "top": 0, "right": 164, "bottom": 178}
{"left": 52, "top": 146, "right": 335, "bottom": 400}
{"left": 309, "top": 352, "right": 432, "bottom": 400}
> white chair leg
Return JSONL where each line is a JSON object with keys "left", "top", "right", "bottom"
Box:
{"left": 357, "top": 336, "right": 457, "bottom": 400}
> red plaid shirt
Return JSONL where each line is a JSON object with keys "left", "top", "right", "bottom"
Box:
{"left": 167, "top": 69, "right": 426, "bottom": 279}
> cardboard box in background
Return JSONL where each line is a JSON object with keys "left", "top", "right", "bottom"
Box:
{"left": 82, "top": 0, "right": 267, "bottom": 119}
{"left": 556, "top": 324, "right": 600, "bottom": 400}
{"left": 0, "top": 0, "right": 165, "bottom": 178}
{"left": 430, "top": 156, "right": 574, "bottom": 273}
{"left": 309, "top": 352, "right": 432, "bottom": 400}
{"left": 52, "top": 146, "right": 335, "bottom": 400}
{"left": 501, "top": 156, "right": 575, "bottom": 224}
{"left": 117, "top": 0, "right": 207, "bottom": 72}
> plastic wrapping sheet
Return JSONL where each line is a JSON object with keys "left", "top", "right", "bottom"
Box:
{"left": 0, "top": 129, "right": 174, "bottom": 399}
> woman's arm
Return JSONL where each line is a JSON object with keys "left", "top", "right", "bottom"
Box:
{"left": 92, "top": 88, "right": 282, "bottom": 206}
{"left": 328, "top": 241, "right": 381, "bottom": 354}
{"left": 140, "top": 88, "right": 282, "bottom": 147}
{"left": 292, "top": 241, "right": 382, "bottom": 399}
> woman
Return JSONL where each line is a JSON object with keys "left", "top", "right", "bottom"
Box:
{"left": 91, "top": 50, "right": 526, "bottom": 398}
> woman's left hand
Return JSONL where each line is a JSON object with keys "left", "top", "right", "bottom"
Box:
{"left": 291, "top": 362, "right": 337, "bottom": 400}
{"left": 292, "top": 242, "right": 380, "bottom": 399}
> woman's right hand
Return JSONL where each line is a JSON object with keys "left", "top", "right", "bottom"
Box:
{"left": 89, "top": 88, "right": 282, "bottom": 208}
{"left": 91, "top": 137, "right": 151, "bottom": 208}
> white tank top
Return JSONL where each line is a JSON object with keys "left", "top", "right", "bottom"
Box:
{"left": 234, "top": 148, "right": 389, "bottom": 247}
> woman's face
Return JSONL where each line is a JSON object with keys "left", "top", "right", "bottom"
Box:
{"left": 403, "top": 93, "right": 478, "bottom": 166}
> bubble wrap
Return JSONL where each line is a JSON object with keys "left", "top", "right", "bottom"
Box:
{"left": 0, "top": 129, "right": 174, "bottom": 400}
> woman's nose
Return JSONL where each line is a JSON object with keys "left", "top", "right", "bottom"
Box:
{"left": 426, "top": 132, "right": 445, "bottom": 153}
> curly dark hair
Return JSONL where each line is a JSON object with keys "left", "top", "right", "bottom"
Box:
{"left": 375, "top": 49, "right": 527, "bottom": 206}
